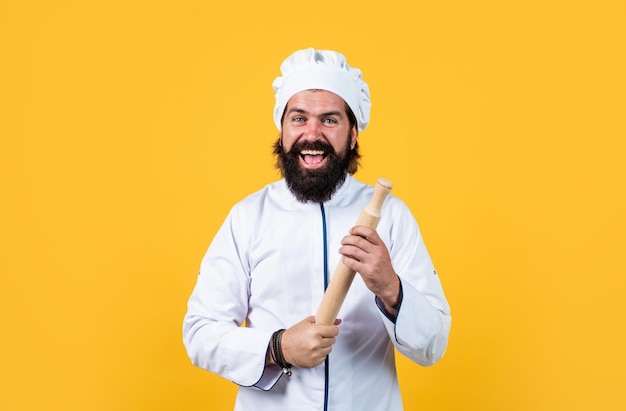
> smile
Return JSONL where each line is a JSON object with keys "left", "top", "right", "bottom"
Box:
{"left": 300, "top": 149, "right": 327, "bottom": 167}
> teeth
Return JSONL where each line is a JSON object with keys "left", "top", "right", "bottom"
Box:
{"left": 301, "top": 150, "right": 324, "bottom": 155}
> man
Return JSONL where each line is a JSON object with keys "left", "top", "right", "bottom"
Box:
{"left": 183, "top": 48, "right": 451, "bottom": 410}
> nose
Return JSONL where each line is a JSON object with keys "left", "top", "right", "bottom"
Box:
{"left": 302, "top": 120, "right": 323, "bottom": 141}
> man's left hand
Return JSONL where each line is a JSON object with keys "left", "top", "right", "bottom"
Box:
{"left": 339, "top": 225, "right": 401, "bottom": 315}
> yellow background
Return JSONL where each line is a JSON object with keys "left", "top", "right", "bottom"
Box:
{"left": 1, "top": 0, "right": 625, "bottom": 410}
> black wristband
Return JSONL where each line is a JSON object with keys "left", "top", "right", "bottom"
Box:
{"left": 271, "top": 329, "right": 292, "bottom": 377}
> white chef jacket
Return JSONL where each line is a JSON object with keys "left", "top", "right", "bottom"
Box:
{"left": 183, "top": 176, "right": 451, "bottom": 411}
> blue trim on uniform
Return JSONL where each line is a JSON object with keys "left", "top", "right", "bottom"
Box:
{"left": 320, "top": 203, "right": 330, "bottom": 411}
{"left": 321, "top": 203, "right": 328, "bottom": 290}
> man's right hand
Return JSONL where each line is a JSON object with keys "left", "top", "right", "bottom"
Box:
{"left": 280, "top": 316, "right": 341, "bottom": 368}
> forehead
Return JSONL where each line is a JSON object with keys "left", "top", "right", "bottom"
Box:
{"left": 285, "top": 89, "right": 347, "bottom": 113}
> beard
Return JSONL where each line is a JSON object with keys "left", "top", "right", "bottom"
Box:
{"left": 275, "top": 137, "right": 355, "bottom": 203}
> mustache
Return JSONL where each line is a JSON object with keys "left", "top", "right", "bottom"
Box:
{"left": 286, "top": 140, "right": 337, "bottom": 156}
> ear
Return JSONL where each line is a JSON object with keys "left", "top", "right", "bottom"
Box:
{"left": 350, "top": 126, "right": 358, "bottom": 150}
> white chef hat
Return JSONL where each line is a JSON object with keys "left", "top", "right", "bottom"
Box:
{"left": 272, "top": 48, "right": 371, "bottom": 132}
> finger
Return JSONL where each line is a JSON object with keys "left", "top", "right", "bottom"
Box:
{"left": 339, "top": 245, "right": 366, "bottom": 260}
{"left": 342, "top": 254, "right": 366, "bottom": 274}
{"left": 341, "top": 235, "right": 373, "bottom": 251}
{"left": 319, "top": 337, "right": 336, "bottom": 348}
{"left": 319, "top": 324, "right": 341, "bottom": 338}
{"left": 317, "top": 349, "right": 333, "bottom": 361}
{"left": 349, "top": 226, "right": 382, "bottom": 244}
{"left": 339, "top": 244, "right": 370, "bottom": 263}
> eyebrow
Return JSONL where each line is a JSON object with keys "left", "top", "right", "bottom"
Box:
{"left": 286, "top": 108, "right": 307, "bottom": 115}
{"left": 285, "top": 107, "right": 344, "bottom": 118}
{"left": 320, "top": 110, "right": 343, "bottom": 118}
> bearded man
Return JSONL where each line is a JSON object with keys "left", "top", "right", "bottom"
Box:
{"left": 183, "top": 48, "right": 451, "bottom": 411}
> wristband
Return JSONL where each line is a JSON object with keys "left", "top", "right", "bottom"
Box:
{"left": 271, "top": 329, "right": 292, "bottom": 376}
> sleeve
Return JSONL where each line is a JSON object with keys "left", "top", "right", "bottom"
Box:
{"left": 182, "top": 205, "right": 283, "bottom": 389}
{"left": 377, "top": 197, "right": 452, "bottom": 366}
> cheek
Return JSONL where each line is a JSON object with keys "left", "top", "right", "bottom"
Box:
{"left": 281, "top": 139, "right": 295, "bottom": 153}
{"left": 280, "top": 130, "right": 296, "bottom": 151}
{"left": 332, "top": 129, "right": 356, "bottom": 153}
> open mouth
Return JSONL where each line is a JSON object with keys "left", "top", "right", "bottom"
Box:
{"left": 300, "top": 149, "right": 327, "bottom": 167}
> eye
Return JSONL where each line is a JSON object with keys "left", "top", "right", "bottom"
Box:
{"left": 323, "top": 118, "right": 338, "bottom": 124}
{"left": 292, "top": 116, "right": 305, "bottom": 123}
